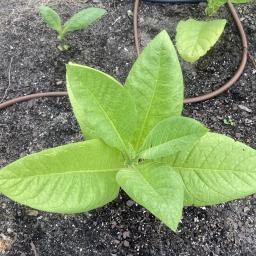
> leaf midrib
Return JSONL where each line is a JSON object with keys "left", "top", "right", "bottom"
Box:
{"left": 0, "top": 168, "right": 119, "bottom": 181}
{"left": 135, "top": 43, "right": 164, "bottom": 150}
{"left": 77, "top": 76, "right": 128, "bottom": 155}
{"left": 172, "top": 166, "right": 256, "bottom": 173}
{"left": 186, "top": 22, "right": 222, "bottom": 56}
{"left": 139, "top": 132, "right": 205, "bottom": 157}
{"left": 132, "top": 166, "right": 171, "bottom": 208}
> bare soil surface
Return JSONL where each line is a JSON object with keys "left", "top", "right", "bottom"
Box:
{"left": 0, "top": 0, "right": 255, "bottom": 255}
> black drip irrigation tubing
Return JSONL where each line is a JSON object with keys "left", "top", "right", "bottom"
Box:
{"left": 0, "top": 0, "right": 248, "bottom": 110}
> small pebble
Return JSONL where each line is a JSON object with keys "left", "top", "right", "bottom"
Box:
{"left": 123, "top": 240, "right": 130, "bottom": 247}
{"left": 126, "top": 200, "right": 134, "bottom": 207}
{"left": 123, "top": 230, "right": 130, "bottom": 239}
{"left": 127, "top": 10, "right": 133, "bottom": 17}
{"left": 112, "top": 239, "right": 120, "bottom": 245}
{"left": 0, "top": 235, "right": 12, "bottom": 253}
{"left": 26, "top": 209, "right": 39, "bottom": 217}
{"left": 238, "top": 105, "right": 252, "bottom": 113}
{"left": 56, "top": 80, "right": 63, "bottom": 86}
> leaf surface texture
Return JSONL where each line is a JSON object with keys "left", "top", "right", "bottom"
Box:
{"left": 162, "top": 133, "right": 256, "bottom": 206}
{"left": 0, "top": 139, "right": 123, "bottom": 213}
{"left": 125, "top": 31, "right": 183, "bottom": 150}
{"left": 176, "top": 19, "right": 226, "bottom": 63}
{"left": 116, "top": 163, "right": 184, "bottom": 231}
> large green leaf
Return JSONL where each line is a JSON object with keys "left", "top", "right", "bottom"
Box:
{"left": 62, "top": 7, "right": 106, "bottom": 35}
{"left": 176, "top": 19, "right": 226, "bottom": 63}
{"left": 116, "top": 163, "right": 184, "bottom": 231}
{"left": 162, "top": 133, "right": 256, "bottom": 206}
{"left": 206, "top": 0, "right": 249, "bottom": 15}
{"left": 66, "top": 63, "right": 137, "bottom": 156}
{"left": 125, "top": 31, "right": 184, "bottom": 150}
{"left": 0, "top": 139, "right": 123, "bottom": 213}
{"left": 137, "top": 117, "right": 208, "bottom": 160}
{"left": 39, "top": 5, "right": 62, "bottom": 34}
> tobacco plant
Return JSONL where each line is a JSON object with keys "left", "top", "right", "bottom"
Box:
{"left": 176, "top": 0, "right": 250, "bottom": 63}
{"left": 0, "top": 31, "right": 256, "bottom": 231}
{"left": 176, "top": 19, "right": 227, "bottom": 63}
{"left": 39, "top": 6, "right": 106, "bottom": 51}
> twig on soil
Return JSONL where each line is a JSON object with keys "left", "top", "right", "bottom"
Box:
{"left": 0, "top": 57, "right": 14, "bottom": 104}
{"left": 112, "top": 16, "right": 121, "bottom": 25}
{"left": 157, "top": 223, "right": 165, "bottom": 256}
{"left": 30, "top": 241, "right": 39, "bottom": 256}
{"left": 248, "top": 52, "right": 256, "bottom": 70}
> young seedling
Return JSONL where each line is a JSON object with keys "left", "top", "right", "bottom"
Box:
{"left": 175, "top": 0, "right": 250, "bottom": 63}
{"left": 223, "top": 116, "right": 236, "bottom": 126}
{"left": 0, "top": 31, "right": 256, "bottom": 231}
{"left": 39, "top": 6, "right": 106, "bottom": 51}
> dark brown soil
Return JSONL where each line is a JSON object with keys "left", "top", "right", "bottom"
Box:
{"left": 0, "top": 0, "right": 255, "bottom": 255}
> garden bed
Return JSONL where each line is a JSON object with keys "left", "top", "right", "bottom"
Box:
{"left": 0, "top": 0, "right": 255, "bottom": 255}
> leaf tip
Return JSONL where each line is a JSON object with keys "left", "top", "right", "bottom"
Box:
{"left": 157, "top": 30, "right": 170, "bottom": 40}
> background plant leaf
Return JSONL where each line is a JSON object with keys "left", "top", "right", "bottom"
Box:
{"left": 138, "top": 117, "right": 208, "bottom": 160}
{"left": 125, "top": 31, "right": 184, "bottom": 150}
{"left": 0, "top": 139, "right": 123, "bottom": 213}
{"left": 39, "top": 5, "right": 62, "bottom": 34}
{"left": 176, "top": 19, "right": 226, "bottom": 63}
{"left": 162, "top": 133, "right": 256, "bottom": 206}
{"left": 63, "top": 7, "right": 106, "bottom": 35}
{"left": 116, "top": 163, "right": 184, "bottom": 231}
{"left": 206, "top": 0, "right": 249, "bottom": 15}
{"left": 66, "top": 63, "right": 137, "bottom": 156}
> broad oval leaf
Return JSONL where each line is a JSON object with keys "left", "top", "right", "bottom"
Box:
{"left": 125, "top": 31, "right": 184, "bottom": 150}
{"left": 39, "top": 5, "right": 62, "bottom": 34}
{"left": 66, "top": 63, "right": 137, "bottom": 156}
{"left": 138, "top": 117, "right": 208, "bottom": 160}
{"left": 0, "top": 139, "right": 124, "bottom": 213}
{"left": 206, "top": 0, "right": 249, "bottom": 15}
{"left": 162, "top": 132, "right": 256, "bottom": 206}
{"left": 176, "top": 19, "right": 226, "bottom": 63}
{"left": 63, "top": 7, "right": 106, "bottom": 35}
{"left": 116, "top": 163, "right": 184, "bottom": 231}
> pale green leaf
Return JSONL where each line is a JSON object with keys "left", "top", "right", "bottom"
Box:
{"left": 0, "top": 139, "right": 123, "bottom": 213}
{"left": 176, "top": 19, "right": 226, "bottom": 63}
{"left": 162, "top": 133, "right": 256, "bottom": 206}
{"left": 63, "top": 7, "right": 106, "bottom": 35}
{"left": 39, "top": 5, "right": 62, "bottom": 34}
{"left": 138, "top": 117, "right": 208, "bottom": 160}
{"left": 66, "top": 63, "right": 137, "bottom": 156}
{"left": 206, "top": 0, "right": 249, "bottom": 15}
{"left": 125, "top": 30, "right": 184, "bottom": 150}
{"left": 116, "top": 163, "right": 184, "bottom": 231}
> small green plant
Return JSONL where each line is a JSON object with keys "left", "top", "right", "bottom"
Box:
{"left": 176, "top": 19, "right": 227, "bottom": 63}
{"left": 224, "top": 116, "right": 236, "bottom": 126}
{"left": 206, "top": 0, "right": 250, "bottom": 15}
{"left": 175, "top": 0, "right": 250, "bottom": 63}
{"left": 39, "top": 6, "right": 106, "bottom": 51}
{"left": 0, "top": 31, "right": 256, "bottom": 231}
